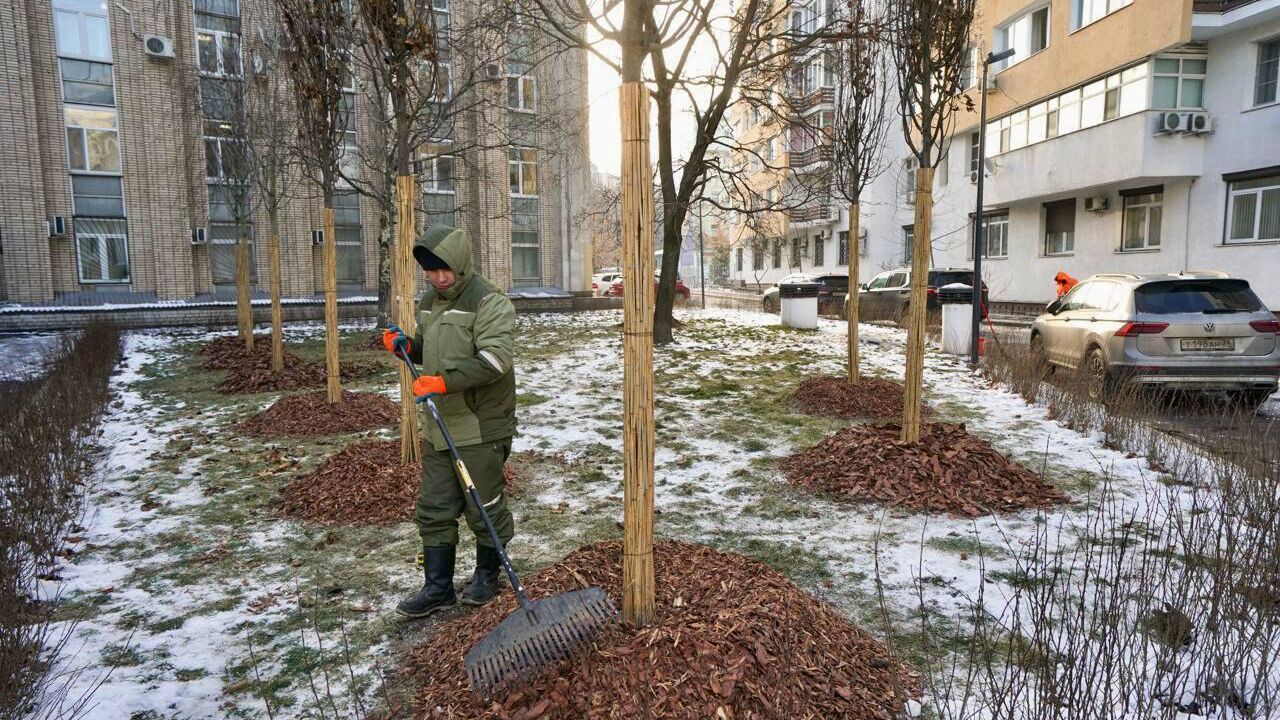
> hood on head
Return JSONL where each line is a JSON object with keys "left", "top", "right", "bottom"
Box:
{"left": 414, "top": 225, "right": 473, "bottom": 282}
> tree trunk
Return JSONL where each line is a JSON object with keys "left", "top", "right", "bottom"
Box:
{"left": 376, "top": 182, "right": 394, "bottom": 328}
{"left": 323, "top": 199, "right": 341, "bottom": 405}
{"left": 901, "top": 166, "right": 933, "bottom": 442}
{"left": 236, "top": 231, "right": 253, "bottom": 351}
{"left": 268, "top": 207, "right": 283, "bottom": 373}
{"left": 394, "top": 174, "right": 420, "bottom": 465}
{"left": 846, "top": 202, "right": 861, "bottom": 384}
{"left": 619, "top": 81, "right": 655, "bottom": 628}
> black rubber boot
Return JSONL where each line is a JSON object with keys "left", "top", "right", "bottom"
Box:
{"left": 396, "top": 545, "right": 456, "bottom": 618}
{"left": 459, "top": 545, "right": 502, "bottom": 606}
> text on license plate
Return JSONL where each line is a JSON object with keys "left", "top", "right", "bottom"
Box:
{"left": 1180, "top": 338, "right": 1234, "bottom": 351}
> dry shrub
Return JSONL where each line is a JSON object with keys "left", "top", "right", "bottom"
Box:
{"left": 0, "top": 323, "right": 122, "bottom": 719}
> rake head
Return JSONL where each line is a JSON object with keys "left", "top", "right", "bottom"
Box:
{"left": 464, "top": 587, "right": 617, "bottom": 697}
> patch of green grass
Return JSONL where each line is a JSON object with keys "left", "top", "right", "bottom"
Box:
{"left": 517, "top": 392, "right": 551, "bottom": 406}
{"left": 174, "top": 668, "right": 209, "bottom": 681}
{"left": 101, "top": 643, "right": 145, "bottom": 667}
{"left": 925, "top": 534, "right": 1009, "bottom": 559}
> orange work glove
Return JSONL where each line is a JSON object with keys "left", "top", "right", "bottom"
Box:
{"left": 382, "top": 326, "right": 412, "bottom": 354}
{"left": 412, "top": 375, "right": 446, "bottom": 399}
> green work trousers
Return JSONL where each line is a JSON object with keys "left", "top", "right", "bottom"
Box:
{"left": 416, "top": 438, "right": 514, "bottom": 549}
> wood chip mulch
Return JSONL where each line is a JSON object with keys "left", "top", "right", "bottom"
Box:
{"left": 403, "top": 540, "right": 918, "bottom": 720}
{"left": 278, "top": 439, "right": 522, "bottom": 526}
{"left": 782, "top": 423, "right": 1068, "bottom": 518}
{"left": 198, "top": 335, "right": 380, "bottom": 394}
{"left": 787, "top": 375, "right": 926, "bottom": 420}
{"left": 240, "top": 390, "right": 399, "bottom": 437}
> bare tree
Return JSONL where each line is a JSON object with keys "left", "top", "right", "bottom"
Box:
{"left": 830, "top": 0, "right": 890, "bottom": 383}
{"left": 278, "top": 0, "right": 355, "bottom": 405}
{"left": 887, "top": 0, "right": 977, "bottom": 442}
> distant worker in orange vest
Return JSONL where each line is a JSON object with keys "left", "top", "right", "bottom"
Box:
{"left": 1055, "top": 271, "right": 1078, "bottom": 297}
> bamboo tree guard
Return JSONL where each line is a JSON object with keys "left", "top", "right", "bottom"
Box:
{"left": 620, "top": 82, "right": 655, "bottom": 626}
{"left": 236, "top": 234, "right": 254, "bottom": 350}
{"left": 323, "top": 206, "right": 342, "bottom": 404}
{"left": 394, "top": 174, "right": 420, "bottom": 464}
{"left": 900, "top": 166, "right": 934, "bottom": 442}
{"left": 846, "top": 203, "right": 861, "bottom": 383}
{"left": 268, "top": 225, "right": 284, "bottom": 373}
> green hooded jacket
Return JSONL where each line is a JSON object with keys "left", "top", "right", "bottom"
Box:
{"left": 407, "top": 226, "right": 517, "bottom": 451}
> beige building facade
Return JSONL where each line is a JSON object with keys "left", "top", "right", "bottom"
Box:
{"left": 0, "top": 0, "right": 591, "bottom": 305}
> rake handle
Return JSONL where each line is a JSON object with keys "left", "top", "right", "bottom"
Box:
{"left": 395, "top": 347, "right": 532, "bottom": 610}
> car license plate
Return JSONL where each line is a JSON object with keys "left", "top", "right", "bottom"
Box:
{"left": 1180, "top": 338, "right": 1234, "bottom": 351}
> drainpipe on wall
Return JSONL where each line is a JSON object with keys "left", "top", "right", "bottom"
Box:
{"left": 1183, "top": 177, "right": 1196, "bottom": 274}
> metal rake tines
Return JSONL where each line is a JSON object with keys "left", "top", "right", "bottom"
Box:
{"left": 464, "top": 588, "right": 618, "bottom": 696}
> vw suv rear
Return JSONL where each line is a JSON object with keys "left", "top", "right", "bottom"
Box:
{"left": 1030, "top": 272, "right": 1280, "bottom": 406}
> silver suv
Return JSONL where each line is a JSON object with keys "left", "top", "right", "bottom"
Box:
{"left": 1030, "top": 272, "right": 1280, "bottom": 406}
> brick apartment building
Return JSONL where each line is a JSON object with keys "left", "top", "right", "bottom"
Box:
{"left": 0, "top": 0, "right": 591, "bottom": 305}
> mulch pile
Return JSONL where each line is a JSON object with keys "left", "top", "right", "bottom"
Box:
{"left": 788, "top": 375, "right": 925, "bottom": 420}
{"left": 782, "top": 423, "right": 1067, "bottom": 517}
{"left": 198, "top": 335, "right": 380, "bottom": 394}
{"left": 240, "top": 390, "right": 399, "bottom": 437}
{"left": 278, "top": 439, "right": 522, "bottom": 526}
{"left": 404, "top": 540, "right": 918, "bottom": 719}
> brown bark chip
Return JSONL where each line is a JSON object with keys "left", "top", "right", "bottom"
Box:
{"left": 788, "top": 375, "right": 925, "bottom": 420}
{"left": 782, "top": 423, "right": 1067, "bottom": 517}
{"left": 240, "top": 390, "right": 399, "bottom": 438}
{"left": 404, "top": 541, "right": 918, "bottom": 719}
{"left": 198, "top": 335, "right": 380, "bottom": 394}
{"left": 278, "top": 439, "right": 523, "bottom": 526}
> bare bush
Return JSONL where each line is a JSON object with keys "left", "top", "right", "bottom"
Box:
{"left": 0, "top": 324, "right": 123, "bottom": 720}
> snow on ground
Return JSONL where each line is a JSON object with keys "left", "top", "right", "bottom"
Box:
{"left": 39, "top": 309, "right": 1267, "bottom": 719}
{"left": 0, "top": 331, "right": 74, "bottom": 381}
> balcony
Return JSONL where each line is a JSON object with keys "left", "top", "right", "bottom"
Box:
{"left": 788, "top": 87, "right": 834, "bottom": 115}
{"left": 790, "top": 144, "right": 832, "bottom": 171}
{"left": 983, "top": 111, "right": 1205, "bottom": 207}
{"left": 787, "top": 202, "right": 832, "bottom": 226}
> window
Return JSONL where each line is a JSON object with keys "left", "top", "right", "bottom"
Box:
{"left": 1061, "top": 281, "right": 1117, "bottom": 312}
{"left": 1044, "top": 199, "right": 1076, "bottom": 255}
{"left": 902, "top": 158, "right": 918, "bottom": 204}
{"left": 1152, "top": 56, "right": 1206, "bottom": 109}
{"left": 837, "top": 230, "right": 849, "bottom": 265}
{"left": 1135, "top": 280, "right": 1264, "bottom": 314}
{"left": 1121, "top": 187, "right": 1162, "bottom": 251}
{"left": 77, "top": 233, "right": 129, "bottom": 282}
{"left": 772, "top": 239, "right": 782, "bottom": 268}
{"left": 902, "top": 225, "right": 914, "bottom": 265}
{"left": 60, "top": 59, "right": 113, "bottom": 105}
{"left": 509, "top": 147, "right": 537, "bottom": 196}
{"left": 333, "top": 190, "right": 364, "bottom": 285}
{"left": 996, "top": 5, "right": 1049, "bottom": 69}
{"left": 968, "top": 131, "right": 980, "bottom": 178}
{"left": 198, "top": 77, "right": 239, "bottom": 122}
{"left": 1225, "top": 172, "right": 1280, "bottom": 244}
{"left": 980, "top": 213, "right": 1009, "bottom": 258}
{"left": 420, "top": 143, "right": 454, "bottom": 193}
{"left": 512, "top": 197, "right": 540, "bottom": 287}
{"left": 203, "top": 121, "right": 245, "bottom": 180}
{"left": 65, "top": 106, "right": 120, "bottom": 174}
{"left": 1072, "top": 0, "right": 1132, "bottom": 31}
{"left": 813, "top": 234, "right": 824, "bottom": 266}
{"left": 53, "top": 4, "right": 111, "bottom": 62}
{"left": 986, "top": 62, "right": 1147, "bottom": 155}
{"left": 1256, "top": 38, "right": 1280, "bottom": 106}
{"left": 195, "top": 26, "right": 241, "bottom": 76}
{"left": 736, "top": 247, "right": 744, "bottom": 272}
{"left": 507, "top": 63, "right": 536, "bottom": 111}
{"left": 208, "top": 223, "right": 255, "bottom": 285}
{"left": 790, "top": 237, "right": 803, "bottom": 267}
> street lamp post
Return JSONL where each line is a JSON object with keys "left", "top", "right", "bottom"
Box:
{"left": 970, "top": 48, "right": 1016, "bottom": 366}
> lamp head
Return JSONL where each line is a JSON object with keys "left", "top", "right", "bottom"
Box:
{"left": 987, "top": 48, "right": 1017, "bottom": 65}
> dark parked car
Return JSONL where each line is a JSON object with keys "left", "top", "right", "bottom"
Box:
{"left": 858, "top": 267, "right": 988, "bottom": 325}
{"left": 761, "top": 273, "right": 849, "bottom": 314}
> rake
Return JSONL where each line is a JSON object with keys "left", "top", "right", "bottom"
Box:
{"left": 392, "top": 345, "right": 616, "bottom": 696}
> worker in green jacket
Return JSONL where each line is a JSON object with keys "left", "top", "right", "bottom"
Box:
{"left": 381, "top": 224, "right": 517, "bottom": 618}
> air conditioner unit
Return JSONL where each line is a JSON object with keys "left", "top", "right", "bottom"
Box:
{"left": 191, "top": 227, "right": 207, "bottom": 245}
{"left": 47, "top": 215, "right": 66, "bottom": 237}
{"left": 969, "top": 169, "right": 980, "bottom": 184}
{"left": 1158, "top": 111, "right": 1184, "bottom": 134}
{"left": 311, "top": 229, "right": 325, "bottom": 245}
{"left": 1185, "top": 111, "right": 1213, "bottom": 134}
{"left": 250, "top": 53, "right": 267, "bottom": 77}
{"left": 984, "top": 75, "right": 997, "bottom": 92}
{"left": 1084, "top": 195, "right": 1109, "bottom": 213}
{"left": 143, "top": 35, "right": 175, "bottom": 59}
{"left": 484, "top": 63, "right": 502, "bottom": 81}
